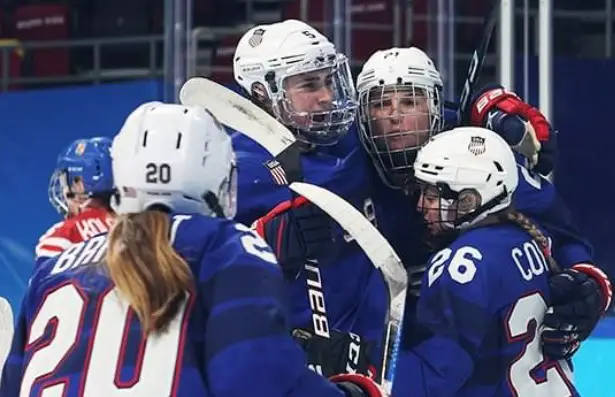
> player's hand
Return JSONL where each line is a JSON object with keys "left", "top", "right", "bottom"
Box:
{"left": 469, "top": 84, "right": 553, "bottom": 171}
{"left": 331, "top": 373, "right": 387, "bottom": 397}
{"left": 292, "top": 328, "right": 375, "bottom": 378}
{"left": 252, "top": 195, "right": 334, "bottom": 279}
{"left": 542, "top": 264, "right": 613, "bottom": 360}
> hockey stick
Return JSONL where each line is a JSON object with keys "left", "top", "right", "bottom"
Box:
{"left": 290, "top": 182, "right": 407, "bottom": 393}
{"left": 180, "top": 78, "right": 327, "bottom": 345}
{"left": 179, "top": 77, "right": 304, "bottom": 182}
{"left": 458, "top": 0, "right": 500, "bottom": 124}
{"left": 180, "top": 77, "right": 407, "bottom": 393}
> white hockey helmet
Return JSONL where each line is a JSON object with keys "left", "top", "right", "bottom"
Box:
{"left": 110, "top": 102, "right": 236, "bottom": 218}
{"left": 414, "top": 126, "right": 518, "bottom": 230}
{"left": 357, "top": 47, "right": 443, "bottom": 188}
{"left": 233, "top": 19, "right": 357, "bottom": 146}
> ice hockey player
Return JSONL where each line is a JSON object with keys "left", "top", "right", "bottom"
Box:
{"left": 35, "top": 136, "right": 115, "bottom": 268}
{"left": 0, "top": 102, "right": 385, "bottom": 397}
{"left": 355, "top": 46, "right": 612, "bottom": 371}
{"left": 394, "top": 126, "right": 578, "bottom": 396}
{"left": 231, "top": 19, "right": 388, "bottom": 376}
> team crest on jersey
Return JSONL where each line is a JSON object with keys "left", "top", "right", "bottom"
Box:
{"left": 74, "top": 141, "right": 87, "bottom": 155}
{"left": 248, "top": 28, "right": 266, "bottom": 47}
{"left": 468, "top": 136, "right": 486, "bottom": 155}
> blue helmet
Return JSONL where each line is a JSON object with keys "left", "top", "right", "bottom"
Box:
{"left": 48, "top": 136, "right": 114, "bottom": 215}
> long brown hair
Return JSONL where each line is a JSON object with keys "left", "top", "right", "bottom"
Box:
{"left": 106, "top": 210, "right": 193, "bottom": 334}
{"left": 500, "top": 211, "right": 560, "bottom": 272}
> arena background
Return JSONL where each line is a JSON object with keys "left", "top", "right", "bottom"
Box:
{"left": 0, "top": 0, "right": 613, "bottom": 395}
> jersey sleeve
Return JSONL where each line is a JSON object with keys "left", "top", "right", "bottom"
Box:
{"left": 199, "top": 223, "right": 344, "bottom": 397}
{"left": 0, "top": 293, "right": 29, "bottom": 395}
{"left": 514, "top": 166, "right": 593, "bottom": 268}
{"left": 397, "top": 244, "right": 495, "bottom": 397}
{"left": 232, "top": 133, "right": 293, "bottom": 226}
{"left": 34, "top": 221, "right": 73, "bottom": 268}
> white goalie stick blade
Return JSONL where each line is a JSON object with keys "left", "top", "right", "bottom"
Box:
{"left": 0, "top": 296, "right": 14, "bottom": 378}
{"left": 289, "top": 182, "right": 407, "bottom": 394}
{"left": 179, "top": 77, "right": 296, "bottom": 157}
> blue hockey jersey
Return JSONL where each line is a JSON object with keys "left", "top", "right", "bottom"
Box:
{"left": 0, "top": 213, "right": 347, "bottom": 397}
{"left": 232, "top": 130, "right": 390, "bottom": 347}
{"left": 394, "top": 223, "right": 579, "bottom": 397}
{"left": 443, "top": 103, "right": 593, "bottom": 268}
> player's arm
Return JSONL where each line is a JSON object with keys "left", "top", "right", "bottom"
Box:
{"left": 540, "top": 196, "right": 612, "bottom": 359}
{"left": 514, "top": 172, "right": 612, "bottom": 359}
{"left": 200, "top": 223, "right": 382, "bottom": 397}
{"left": 0, "top": 294, "right": 29, "bottom": 394}
{"left": 395, "top": 245, "right": 492, "bottom": 397}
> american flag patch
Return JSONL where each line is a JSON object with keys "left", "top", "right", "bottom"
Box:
{"left": 468, "top": 136, "right": 486, "bottom": 155}
{"left": 264, "top": 159, "right": 288, "bottom": 185}
{"left": 248, "top": 28, "right": 266, "bottom": 47}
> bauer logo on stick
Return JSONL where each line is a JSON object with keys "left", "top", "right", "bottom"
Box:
{"left": 248, "top": 28, "right": 265, "bottom": 47}
{"left": 468, "top": 136, "right": 486, "bottom": 155}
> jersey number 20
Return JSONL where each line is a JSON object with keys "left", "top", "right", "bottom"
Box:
{"left": 21, "top": 283, "right": 191, "bottom": 396}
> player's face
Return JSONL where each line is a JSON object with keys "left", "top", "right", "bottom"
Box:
{"left": 367, "top": 87, "right": 431, "bottom": 151}
{"left": 63, "top": 177, "right": 89, "bottom": 216}
{"left": 417, "top": 185, "right": 456, "bottom": 234}
{"left": 283, "top": 68, "right": 335, "bottom": 118}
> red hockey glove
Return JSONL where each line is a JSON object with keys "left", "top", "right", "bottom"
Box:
{"left": 470, "top": 86, "right": 552, "bottom": 168}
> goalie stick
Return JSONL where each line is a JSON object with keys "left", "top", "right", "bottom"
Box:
{"left": 180, "top": 77, "right": 407, "bottom": 393}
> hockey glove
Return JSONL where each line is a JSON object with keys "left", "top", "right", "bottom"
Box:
{"left": 331, "top": 374, "right": 387, "bottom": 397}
{"left": 292, "top": 328, "right": 375, "bottom": 378}
{"left": 470, "top": 84, "right": 554, "bottom": 172}
{"left": 252, "top": 196, "right": 334, "bottom": 279}
{"left": 542, "top": 264, "right": 613, "bottom": 360}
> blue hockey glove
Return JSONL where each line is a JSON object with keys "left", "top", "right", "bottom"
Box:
{"left": 542, "top": 264, "right": 613, "bottom": 360}
{"left": 469, "top": 84, "right": 556, "bottom": 174}
{"left": 252, "top": 195, "right": 334, "bottom": 279}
